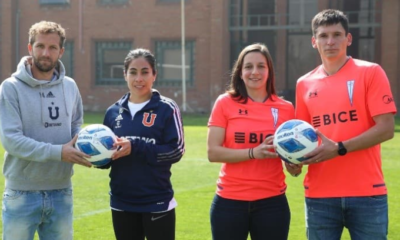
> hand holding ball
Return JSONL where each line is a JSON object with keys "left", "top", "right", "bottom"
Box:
{"left": 75, "top": 124, "right": 117, "bottom": 167}
{"left": 273, "top": 120, "right": 318, "bottom": 164}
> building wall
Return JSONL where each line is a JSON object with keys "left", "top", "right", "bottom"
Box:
{"left": 0, "top": 0, "right": 16, "bottom": 81}
{"left": 0, "top": 0, "right": 398, "bottom": 113}
{"left": 381, "top": 0, "right": 400, "bottom": 111}
{"left": 1, "top": 0, "right": 229, "bottom": 113}
{"left": 208, "top": 0, "right": 230, "bottom": 111}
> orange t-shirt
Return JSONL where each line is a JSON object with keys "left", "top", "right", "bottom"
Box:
{"left": 208, "top": 93, "right": 295, "bottom": 201}
{"left": 296, "top": 57, "right": 397, "bottom": 198}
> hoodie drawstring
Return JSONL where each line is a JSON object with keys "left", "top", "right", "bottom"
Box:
{"left": 40, "top": 85, "right": 45, "bottom": 125}
{"left": 62, "top": 82, "right": 69, "bottom": 117}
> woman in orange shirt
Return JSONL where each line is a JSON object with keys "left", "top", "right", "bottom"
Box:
{"left": 207, "top": 43, "right": 299, "bottom": 240}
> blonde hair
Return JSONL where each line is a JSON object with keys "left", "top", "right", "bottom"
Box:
{"left": 29, "top": 21, "right": 66, "bottom": 48}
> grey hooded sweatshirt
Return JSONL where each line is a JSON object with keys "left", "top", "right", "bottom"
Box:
{"left": 0, "top": 56, "right": 83, "bottom": 191}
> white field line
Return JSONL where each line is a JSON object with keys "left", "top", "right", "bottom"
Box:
{"left": 74, "top": 209, "right": 110, "bottom": 220}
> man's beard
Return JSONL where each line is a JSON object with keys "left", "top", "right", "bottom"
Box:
{"left": 32, "top": 55, "right": 58, "bottom": 73}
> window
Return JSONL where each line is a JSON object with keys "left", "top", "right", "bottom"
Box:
{"left": 158, "top": 0, "right": 188, "bottom": 2}
{"left": 95, "top": 41, "right": 132, "bottom": 85}
{"left": 288, "top": 0, "right": 317, "bottom": 28}
{"left": 332, "top": 0, "right": 381, "bottom": 62}
{"left": 99, "top": 0, "right": 128, "bottom": 4}
{"left": 155, "top": 41, "right": 195, "bottom": 87}
{"left": 283, "top": 0, "right": 319, "bottom": 102}
{"left": 39, "top": 0, "right": 70, "bottom": 5}
{"left": 61, "top": 42, "right": 74, "bottom": 77}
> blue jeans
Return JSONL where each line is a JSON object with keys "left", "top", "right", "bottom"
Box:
{"left": 2, "top": 188, "right": 73, "bottom": 240}
{"left": 210, "top": 194, "right": 290, "bottom": 240}
{"left": 305, "top": 195, "right": 388, "bottom": 240}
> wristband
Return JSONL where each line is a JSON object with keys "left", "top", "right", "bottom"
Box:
{"left": 248, "top": 148, "right": 255, "bottom": 159}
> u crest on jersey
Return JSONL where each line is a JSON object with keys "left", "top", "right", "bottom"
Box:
{"left": 142, "top": 112, "right": 157, "bottom": 127}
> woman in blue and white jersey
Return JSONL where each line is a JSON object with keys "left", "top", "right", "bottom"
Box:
{"left": 101, "top": 48, "right": 185, "bottom": 240}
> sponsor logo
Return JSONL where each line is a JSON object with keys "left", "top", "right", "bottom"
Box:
{"left": 127, "top": 136, "right": 156, "bottom": 144}
{"left": 44, "top": 122, "right": 62, "bottom": 128}
{"left": 383, "top": 95, "right": 393, "bottom": 104}
{"left": 39, "top": 92, "right": 56, "bottom": 98}
{"left": 234, "top": 132, "right": 245, "bottom": 143}
{"left": 151, "top": 214, "right": 168, "bottom": 221}
{"left": 312, "top": 110, "right": 358, "bottom": 127}
{"left": 277, "top": 132, "right": 294, "bottom": 140}
{"left": 308, "top": 91, "right": 318, "bottom": 98}
{"left": 115, "top": 114, "right": 123, "bottom": 121}
{"left": 115, "top": 114, "right": 123, "bottom": 129}
{"left": 46, "top": 91, "right": 55, "bottom": 98}
{"left": 234, "top": 132, "right": 273, "bottom": 144}
{"left": 238, "top": 109, "right": 248, "bottom": 115}
{"left": 77, "top": 135, "right": 93, "bottom": 140}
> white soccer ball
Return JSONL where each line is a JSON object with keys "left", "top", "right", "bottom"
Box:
{"left": 75, "top": 124, "right": 117, "bottom": 167}
{"left": 273, "top": 119, "right": 318, "bottom": 164}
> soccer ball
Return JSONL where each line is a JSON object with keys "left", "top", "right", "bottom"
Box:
{"left": 273, "top": 119, "right": 318, "bottom": 164}
{"left": 75, "top": 124, "right": 117, "bottom": 167}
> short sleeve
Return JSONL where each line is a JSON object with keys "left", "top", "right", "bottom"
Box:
{"left": 208, "top": 94, "right": 229, "bottom": 128}
{"left": 366, "top": 65, "right": 397, "bottom": 116}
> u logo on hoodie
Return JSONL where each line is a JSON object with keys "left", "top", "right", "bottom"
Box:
{"left": 142, "top": 112, "right": 157, "bottom": 127}
{"left": 48, "top": 106, "right": 60, "bottom": 120}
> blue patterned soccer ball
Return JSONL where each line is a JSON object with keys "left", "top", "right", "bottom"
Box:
{"left": 75, "top": 124, "right": 117, "bottom": 167}
{"left": 273, "top": 119, "right": 318, "bottom": 164}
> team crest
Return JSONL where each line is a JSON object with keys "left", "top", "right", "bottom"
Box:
{"left": 48, "top": 102, "right": 59, "bottom": 120}
{"left": 114, "top": 112, "right": 124, "bottom": 129}
{"left": 271, "top": 107, "right": 278, "bottom": 129}
{"left": 142, "top": 112, "right": 157, "bottom": 127}
{"left": 347, "top": 80, "right": 355, "bottom": 106}
{"left": 115, "top": 121, "right": 122, "bottom": 129}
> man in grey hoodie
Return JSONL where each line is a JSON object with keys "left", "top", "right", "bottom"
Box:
{"left": 0, "top": 21, "right": 92, "bottom": 240}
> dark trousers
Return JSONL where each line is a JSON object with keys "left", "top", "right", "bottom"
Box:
{"left": 111, "top": 209, "right": 175, "bottom": 240}
{"left": 210, "top": 194, "right": 290, "bottom": 240}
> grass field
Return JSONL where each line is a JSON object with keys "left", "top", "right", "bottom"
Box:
{"left": 0, "top": 113, "right": 399, "bottom": 240}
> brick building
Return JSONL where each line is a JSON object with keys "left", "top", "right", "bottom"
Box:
{"left": 0, "top": 0, "right": 398, "bottom": 113}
